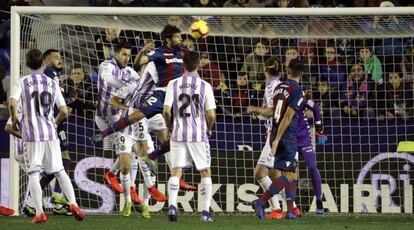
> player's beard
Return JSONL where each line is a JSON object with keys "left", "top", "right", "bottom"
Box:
{"left": 53, "top": 64, "right": 63, "bottom": 72}
{"left": 172, "top": 43, "right": 182, "bottom": 49}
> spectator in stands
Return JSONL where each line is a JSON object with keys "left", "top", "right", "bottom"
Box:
{"left": 319, "top": 42, "right": 347, "bottom": 90}
{"left": 377, "top": 65, "right": 413, "bottom": 120}
{"left": 95, "top": 27, "right": 139, "bottom": 63}
{"left": 341, "top": 63, "right": 374, "bottom": 118}
{"left": 277, "top": 0, "right": 290, "bottom": 7}
{"left": 95, "top": 27, "right": 121, "bottom": 61}
{"left": 240, "top": 39, "right": 270, "bottom": 91}
{"left": 312, "top": 79, "right": 340, "bottom": 118}
{"left": 167, "top": 16, "right": 184, "bottom": 29}
{"left": 358, "top": 42, "right": 384, "bottom": 85}
{"left": 225, "top": 72, "right": 258, "bottom": 117}
{"left": 200, "top": 52, "right": 222, "bottom": 96}
{"left": 65, "top": 65, "right": 96, "bottom": 117}
{"left": 282, "top": 47, "right": 311, "bottom": 85}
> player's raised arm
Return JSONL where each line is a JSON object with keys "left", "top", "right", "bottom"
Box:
{"left": 134, "top": 40, "right": 154, "bottom": 65}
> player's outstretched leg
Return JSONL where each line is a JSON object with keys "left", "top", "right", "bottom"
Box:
{"left": 90, "top": 111, "right": 145, "bottom": 143}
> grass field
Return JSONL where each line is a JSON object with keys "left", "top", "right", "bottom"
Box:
{"left": 1, "top": 213, "right": 414, "bottom": 230}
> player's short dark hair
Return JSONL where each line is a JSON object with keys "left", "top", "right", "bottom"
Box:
{"left": 161, "top": 25, "right": 181, "bottom": 42}
{"left": 43, "top": 49, "right": 59, "bottom": 59}
{"left": 287, "top": 58, "right": 305, "bottom": 77}
{"left": 183, "top": 51, "right": 200, "bottom": 72}
{"left": 265, "top": 56, "right": 281, "bottom": 76}
{"left": 26, "top": 49, "right": 44, "bottom": 70}
{"left": 114, "top": 40, "right": 132, "bottom": 53}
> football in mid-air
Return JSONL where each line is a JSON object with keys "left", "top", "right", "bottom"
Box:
{"left": 189, "top": 20, "right": 209, "bottom": 40}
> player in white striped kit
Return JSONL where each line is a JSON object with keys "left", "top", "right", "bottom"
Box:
{"left": 247, "top": 57, "right": 285, "bottom": 220}
{"left": 164, "top": 51, "right": 216, "bottom": 222}
{"left": 8, "top": 49, "right": 84, "bottom": 223}
{"left": 95, "top": 40, "right": 141, "bottom": 199}
{"left": 109, "top": 63, "right": 167, "bottom": 217}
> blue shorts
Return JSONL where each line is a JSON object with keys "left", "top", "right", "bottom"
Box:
{"left": 139, "top": 90, "right": 165, "bottom": 119}
{"left": 273, "top": 138, "right": 298, "bottom": 172}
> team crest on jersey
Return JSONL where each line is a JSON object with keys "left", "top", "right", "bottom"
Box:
{"left": 139, "top": 133, "right": 144, "bottom": 139}
{"left": 119, "top": 145, "right": 126, "bottom": 151}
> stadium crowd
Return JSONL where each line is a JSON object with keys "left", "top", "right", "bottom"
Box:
{"left": 0, "top": 0, "right": 413, "bottom": 121}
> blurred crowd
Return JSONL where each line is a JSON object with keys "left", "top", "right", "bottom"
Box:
{"left": 0, "top": 0, "right": 413, "bottom": 121}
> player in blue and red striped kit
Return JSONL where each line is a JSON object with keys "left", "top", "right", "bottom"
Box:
{"left": 252, "top": 59, "right": 304, "bottom": 220}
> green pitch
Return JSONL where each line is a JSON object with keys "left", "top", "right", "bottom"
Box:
{"left": 1, "top": 213, "right": 413, "bottom": 230}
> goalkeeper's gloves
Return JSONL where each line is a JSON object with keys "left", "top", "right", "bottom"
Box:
{"left": 315, "top": 124, "right": 328, "bottom": 144}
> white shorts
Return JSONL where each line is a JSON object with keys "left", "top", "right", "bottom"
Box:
{"left": 115, "top": 133, "right": 155, "bottom": 156}
{"left": 95, "top": 114, "right": 121, "bottom": 152}
{"left": 135, "top": 114, "right": 167, "bottom": 141}
{"left": 167, "top": 140, "right": 211, "bottom": 171}
{"left": 23, "top": 140, "right": 64, "bottom": 174}
{"left": 257, "top": 135, "right": 275, "bottom": 169}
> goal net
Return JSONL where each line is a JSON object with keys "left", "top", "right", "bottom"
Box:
{"left": 8, "top": 7, "right": 414, "bottom": 214}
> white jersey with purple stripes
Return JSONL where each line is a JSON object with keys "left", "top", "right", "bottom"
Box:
{"left": 262, "top": 76, "right": 281, "bottom": 133}
{"left": 10, "top": 71, "right": 66, "bottom": 142}
{"left": 96, "top": 58, "right": 139, "bottom": 118}
{"left": 165, "top": 73, "right": 216, "bottom": 143}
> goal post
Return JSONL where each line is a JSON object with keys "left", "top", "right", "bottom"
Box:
{"left": 9, "top": 6, "right": 414, "bottom": 214}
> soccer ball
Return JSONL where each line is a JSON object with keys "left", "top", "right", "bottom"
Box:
{"left": 189, "top": 20, "right": 209, "bottom": 40}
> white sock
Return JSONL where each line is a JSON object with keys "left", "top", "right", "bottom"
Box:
{"left": 130, "top": 157, "right": 139, "bottom": 186}
{"left": 138, "top": 157, "right": 154, "bottom": 187}
{"left": 258, "top": 176, "right": 281, "bottom": 210}
{"left": 168, "top": 176, "right": 180, "bottom": 208}
{"left": 25, "top": 190, "right": 35, "bottom": 207}
{"left": 120, "top": 173, "right": 131, "bottom": 202}
{"left": 28, "top": 172, "right": 43, "bottom": 215}
{"left": 200, "top": 177, "right": 212, "bottom": 212}
{"left": 293, "top": 201, "right": 297, "bottom": 208}
{"left": 110, "top": 157, "right": 120, "bottom": 174}
{"left": 54, "top": 170, "right": 77, "bottom": 205}
{"left": 143, "top": 183, "right": 151, "bottom": 205}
